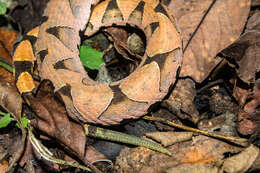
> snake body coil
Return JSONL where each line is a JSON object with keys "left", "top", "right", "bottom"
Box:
{"left": 14, "top": 0, "right": 182, "bottom": 125}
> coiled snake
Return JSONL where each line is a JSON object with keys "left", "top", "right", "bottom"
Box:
{"left": 13, "top": 0, "right": 182, "bottom": 125}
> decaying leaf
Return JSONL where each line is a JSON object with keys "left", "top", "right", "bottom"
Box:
{"left": 221, "top": 9, "right": 260, "bottom": 84}
{"left": 165, "top": 163, "right": 219, "bottom": 173}
{"left": 114, "top": 135, "right": 242, "bottom": 173}
{"left": 252, "top": 0, "right": 260, "bottom": 7}
{"left": 221, "top": 31, "right": 260, "bottom": 84}
{"left": 233, "top": 84, "right": 251, "bottom": 107}
{"left": 145, "top": 131, "right": 193, "bottom": 147}
{"left": 85, "top": 146, "right": 112, "bottom": 165}
{"left": 198, "top": 112, "right": 237, "bottom": 137}
{"left": 0, "top": 81, "right": 22, "bottom": 122}
{"left": 221, "top": 144, "right": 259, "bottom": 173}
{"left": 163, "top": 78, "right": 199, "bottom": 123}
{"left": 0, "top": 1, "right": 257, "bottom": 173}
{"left": 152, "top": 109, "right": 182, "bottom": 131}
{"left": 0, "top": 160, "right": 8, "bottom": 173}
{"left": 0, "top": 28, "right": 18, "bottom": 55}
{"left": 246, "top": 10, "right": 260, "bottom": 31}
{"left": 167, "top": 0, "right": 250, "bottom": 82}
{"left": 244, "top": 79, "right": 260, "bottom": 114}
{"left": 10, "top": 0, "right": 49, "bottom": 33}
{"left": 222, "top": 10, "right": 260, "bottom": 136}
{"left": 26, "top": 80, "right": 87, "bottom": 160}
{"left": 237, "top": 80, "right": 260, "bottom": 135}
{"left": 104, "top": 28, "right": 129, "bottom": 59}
{"left": 209, "top": 89, "right": 239, "bottom": 115}
{"left": 237, "top": 117, "right": 258, "bottom": 135}
{"left": 251, "top": 148, "right": 260, "bottom": 171}
{"left": 0, "top": 60, "right": 26, "bottom": 171}
{"left": 0, "top": 28, "right": 17, "bottom": 83}
{"left": 162, "top": 0, "right": 250, "bottom": 127}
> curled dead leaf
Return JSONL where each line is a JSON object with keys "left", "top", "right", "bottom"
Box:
{"left": 167, "top": 0, "right": 250, "bottom": 82}
{"left": 221, "top": 144, "right": 259, "bottom": 173}
{"left": 145, "top": 131, "right": 193, "bottom": 147}
{"left": 221, "top": 31, "right": 260, "bottom": 84}
{"left": 163, "top": 78, "right": 199, "bottom": 123}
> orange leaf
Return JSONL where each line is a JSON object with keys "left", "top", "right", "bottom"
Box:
{"left": 0, "top": 160, "right": 9, "bottom": 173}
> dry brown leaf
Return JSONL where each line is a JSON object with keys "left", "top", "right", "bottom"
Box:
{"left": 0, "top": 45, "right": 11, "bottom": 62}
{"left": 152, "top": 109, "right": 182, "bottom": 131}
{"left": 167, "top": 0, "right": 250, "bottom": 82}
{"left": 0, "top": 28, "right": 18, "bottom": 54}
{"left": 221, "top": 10, "right": 260, "bottom": 84}
{"left": 11, "top": 0, "right": 49, "bottom": 33}
{"left": 163, "top": 78, "right": 199, "bottom": 123}
{"left": 0, "top": 160, "right": 9, "bottom": 173}
{"left": 244, "top": 80, "right": 260, "bottom": 114}
{"left": 0, "top": 81, "right": 22, "bottom": 121}
{"left": 252, "top": 0, "right": 260, "bottom": 7}
{"left": 237, "top": 117, "right": 258, "bottom": 135}
{"left": 221, "top": 144, "right": 259, "bottom": 173}
{"left": 246, "top": 10, "right": 260, "bottom": 31}
{"left": 104, "top": 27, "right": 133, "bottom": 61}
{"left": 114, "top": 136, "right": 242, "bottom": 173}
{"left": 209, "top": 90, "right": 239, "bottom": 115}
{"left": 0, "top": 62, "right": 13, "bottom": 84}
{"left": 233, "top": 85, "right": 251, "bottom": 107}
{"left": 180, "top": 138, "right": 221, "bottom": 164}
{"left": 0, "top": 28, "right": 17, "bottom": 83}
{"left": 198, "top": 112, "right": 237, "bottom": 137}
{"left": 165, "top": 163, "right": 219, "bottom": 173}
{"left": 19, "top": 138, "right": 34, "bottom": 167}
{"left": 145, "top": 132, "right": 193, "bottom": 147}
{"left": 221, "top": 31, "right": 260, "bottom": 84}
{"left": 0, "top": 70, "right": 25, "bottom": 172}
{"left": 251, "top": 148, "right": 260, "bottom": 171}
{"left": 27, "top": 80, "right": 87, "bottom": 160}
{"left": 237, "top": 80, "right": 260, "bottom": 135}
{"left": 85, "top": 146, "right": 111, "bottom": 164}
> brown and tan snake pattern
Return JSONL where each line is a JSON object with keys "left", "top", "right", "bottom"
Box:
{"left": 14, "top": 0, "right": 182, "bottom": 125}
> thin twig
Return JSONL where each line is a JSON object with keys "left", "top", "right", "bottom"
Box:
{"left": 143, "top": 115, "right": 248, "bottom": 143}
{"left": 196, "top": 79, "right": 224, "bottom": 93}
{"left": 28, "top": 124, "right": 93, "bottom": 172}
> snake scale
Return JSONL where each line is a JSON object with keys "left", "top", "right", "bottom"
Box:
{"left": 13, "top": 0, "right": 182, "bottom": 125}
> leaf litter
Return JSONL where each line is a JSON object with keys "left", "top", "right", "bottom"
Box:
{"left": 0, "top": 0, "right": 260, "bottom": 172}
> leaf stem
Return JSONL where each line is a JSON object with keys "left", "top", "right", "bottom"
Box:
{"left": 143, "top": 115, "right": 248, "bottom": 143}
{"left": 84, "top": 124, "right": 172, "bottom": 156}
{"left": 0, "top": 57, "right": 13, "bottom": 73}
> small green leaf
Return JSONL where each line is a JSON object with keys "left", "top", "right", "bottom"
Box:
{"left": 15, "top": 116, "right": 28, "bottom": 128}
{"left": 21, "top": 116, "right": 28, "bottom": 128}
{"left": 0, "top": 2, "right": 7, "bottom": 15}
{"left": 0, "top": 113, "right": 14, "bottom": 128}
{"left": 79, "top": 46, "right": 104, "bottom": 70}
